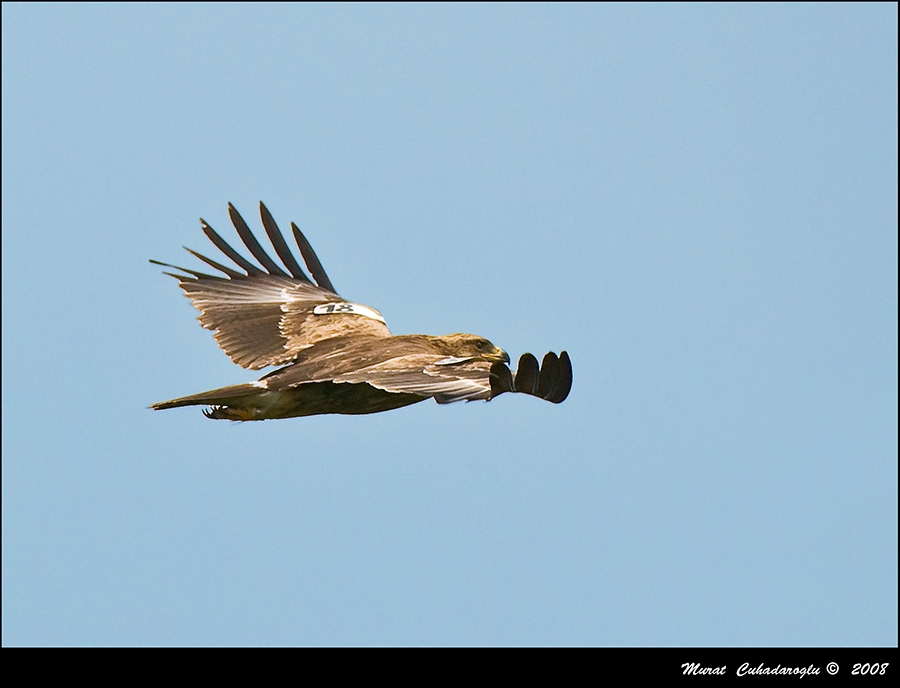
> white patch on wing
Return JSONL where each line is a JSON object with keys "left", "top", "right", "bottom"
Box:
{"left": 434, "top": 356, "right": 475, "bottom": 366}
{"left": 313, "top": 302, "right": 386, "bottom": 323}
{"left": 330, "top": 356, "right": 492, "bottom": 403}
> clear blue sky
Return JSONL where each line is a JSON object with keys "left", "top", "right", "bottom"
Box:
{"left": 2, "top": 4, "right": 896, "bottom": 646}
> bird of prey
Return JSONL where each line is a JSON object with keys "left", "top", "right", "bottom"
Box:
{"left": 151, "top": 202, "right": 571, "bottom": 420}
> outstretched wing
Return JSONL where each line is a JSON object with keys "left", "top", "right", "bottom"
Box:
{"left": 152, "top": 202, "right": 391, "bottom": 370}
{"left": 333, "top": 355, "right": 496, "bottom": 404}
{"left": 261, "top": 353, "right": 493, "bottom": 403}
{"left": 260, "top": 347, "right": 572, "bottom": 405}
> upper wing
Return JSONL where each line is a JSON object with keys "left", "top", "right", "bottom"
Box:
{"left": 152, "top": 202, "right": 391, "bottom": 370}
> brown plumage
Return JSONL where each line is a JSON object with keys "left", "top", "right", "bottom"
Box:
{"left": 151, "top": 202, "right": 571, "bottom": 420}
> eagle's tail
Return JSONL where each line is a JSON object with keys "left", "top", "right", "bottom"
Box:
{"left": 150, "top": 382, "right": 263, "bottom": 411}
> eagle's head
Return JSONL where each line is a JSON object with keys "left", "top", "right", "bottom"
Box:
{"left": 439, "top": 333, "right": 510, "bottom": 364}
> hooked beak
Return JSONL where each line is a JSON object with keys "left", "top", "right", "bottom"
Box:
{"left": 492, "top": 347, "right": 510, "bottom": 365}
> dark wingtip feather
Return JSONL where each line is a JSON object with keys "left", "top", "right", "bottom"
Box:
{"left": 149, "top": 258, "right": 223, "bottom": 281}
{"left": 182, "top": 247, "right": 245, "bottom": 278}
{"left": 291, "top": 222, "right": 337, "bottom": 294}
{"left": 546, "top": 351, "right": 572, "bottom": 403}
{"left": 155, "top": 203, "right": 338, "bottom": 292}
{"left": 258, "top": 201, "right": 312, "bottom": 282}
{"left": 513, "top": 353, "right": 540, "bottom": 395}
{"left": 201, "top": 217, "right": 265, "bottom": 275}
{"left": 227, "top": 203, "right": 289, "bottom": 277}
{"left": 489, "top": 361, "right": 515, "bottom": 397}
{"left": 537, "top": 352, "right": 560, "bottom": 399}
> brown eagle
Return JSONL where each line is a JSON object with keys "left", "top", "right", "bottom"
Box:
{"left": 151, "top": 202, "right": 571, "bottom": 420}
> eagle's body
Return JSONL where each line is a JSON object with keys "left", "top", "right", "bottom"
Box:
{"left": 151, "top": 202, "right": 571, "bottom": 420}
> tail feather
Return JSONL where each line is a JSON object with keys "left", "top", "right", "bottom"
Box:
{"left": 150, "top": 382, "right": 263, "bottom": 410}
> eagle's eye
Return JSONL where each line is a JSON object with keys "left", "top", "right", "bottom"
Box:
{"left": 474, "top": 340, "right": 491, "bottom": 351}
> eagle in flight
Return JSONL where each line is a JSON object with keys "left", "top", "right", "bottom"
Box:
{"left": 151, "top": 202, "right": 571, "bottom": 420}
